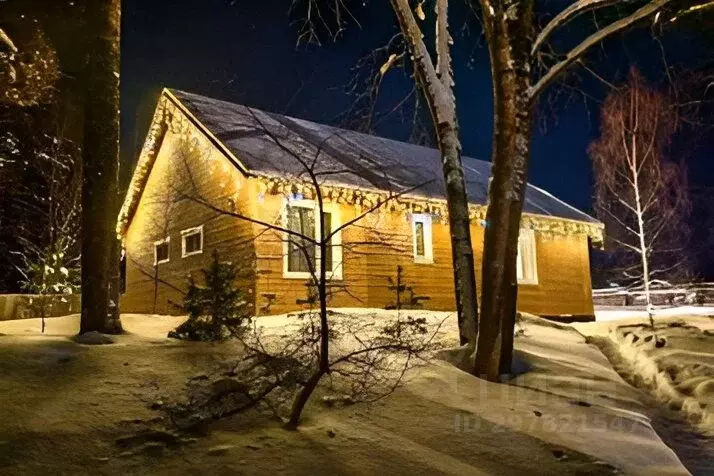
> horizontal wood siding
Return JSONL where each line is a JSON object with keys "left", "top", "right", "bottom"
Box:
{"left": 121, "top": 126, "right": 256, "bottom": 315}
{"left": 252, "top": 190, "right": 368, "bottom": 315}
{"left": 364, "top": 212, "right": 458, "bottom": 311}
{"left": 122, "top": 119, "right": 594, "bottom": 319}
{"left": 253, "top": 198, "right": 595, "bottom": 317}
{"left": 518, "top": 233, "right": 594, "bottom": 316}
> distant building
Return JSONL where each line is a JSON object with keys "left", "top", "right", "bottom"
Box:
{"left": 118, "top": 89, "right": 604, "bottom": 321}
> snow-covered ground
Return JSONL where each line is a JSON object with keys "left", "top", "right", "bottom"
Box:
{"left": 576, "top": 312, "right": 714, "bottom": 437}
{"left": 594, "top": 306, "right": 714, "bottom": 323}
{"left": 0, "top": 311, "right": 696, "bottom": 475}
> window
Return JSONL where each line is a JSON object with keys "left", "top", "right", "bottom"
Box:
{"left": 412, "top": 214, "right": 433, "bottom": 264}
{"left": 283, "top": 199, "right": 342, "bottom": 279}
{"left": 181, "top": 226, "right": 203, "bottom": 257}
{"left": 154, "top": 237, "right": 170, "bottom": 265}
{"left": 516, "top": 228, "right": 538, "bottom": 285}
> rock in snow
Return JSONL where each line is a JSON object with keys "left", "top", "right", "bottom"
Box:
{"left": 73, "top": 331, "right": 115, "bottom": 345}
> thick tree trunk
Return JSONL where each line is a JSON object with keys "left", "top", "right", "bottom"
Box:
{"left": 107, "top": 236, "right": 123, "bottom": 332}
{"left": 475, "top": 1, "right": 534, "bottom": 381}
{"left": 80, "top": 0, "right": 122, "bottom": 334}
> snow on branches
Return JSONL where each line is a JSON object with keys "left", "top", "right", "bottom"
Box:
{"left": 0, "top": 28, "right": 59, "bottom": 106}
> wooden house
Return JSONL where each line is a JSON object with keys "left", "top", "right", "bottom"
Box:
{"left": 118, "top": 89, "right": 604, "bottom": 321}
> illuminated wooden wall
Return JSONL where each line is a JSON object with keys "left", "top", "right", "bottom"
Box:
{"left": 121, "top": 125, "right": 257, "bottom": 315}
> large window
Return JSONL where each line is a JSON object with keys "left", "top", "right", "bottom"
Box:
{"left": 516, "top": 228, "right": 538, "bottom": 285}
{"left": 181, "top": 225, "right": 203, "bottom": 258}
{"left": 283, "top": 199, "right": 342, "bottom": 279}
{"left": 154, "top": 237, "right": 170, "bottom": 265}
{"left": 411, "top": 213, "right": 433, "bottom": 264}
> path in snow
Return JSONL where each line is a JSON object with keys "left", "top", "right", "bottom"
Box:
{"left": 587, "top": 335, "right": 714, "bottom": 476}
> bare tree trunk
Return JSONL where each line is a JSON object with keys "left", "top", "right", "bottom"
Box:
{"left": 630, "top": 114, "right": 655, "bottom": 328}
{"left": 439, "top": 124, "right": 480, "bottom": 346}
{"left": 390, "top": 0, "right": 478, "bottom": 346}
{"left": 80, "top": 0, "right": 122, "bottom": 334}
{"left": 475, "top": 1, "right": 534, "bottom": 381}
{"left": 317, "top": 198, "right": 329, "bottom": 373}
{"left": 285, "top": 369, "right": 325, "bottom": 430}
{"left": 107, "top": 236, "right": 123, "bottom": 332}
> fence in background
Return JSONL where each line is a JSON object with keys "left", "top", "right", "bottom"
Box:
{"left": 593, "top": 283, "right": 714, "bottom": 307}
{"left": 0, "top": 294, "right": 81, "bottom": 321}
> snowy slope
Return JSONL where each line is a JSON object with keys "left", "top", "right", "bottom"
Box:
{"left": 0, "top": 311, "right": 690, "bottom": 475}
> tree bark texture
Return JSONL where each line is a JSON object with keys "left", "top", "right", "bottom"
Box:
{"left": 439, "top": 123, "right": 479, "bottom": 346}
{"left": 475, "top": 0, "right": 534, "bottom": 380}
{"left": 391, "top": 0, "right": 478, "bottom": 345}
{"left": 80, "top": 0, "right": 122, "bottom": 334}
{"left": 285, "top": 369, "right": 325, "bottom": 430}
{"left": 107, "top": 235, "right": 124, "bottom": 332}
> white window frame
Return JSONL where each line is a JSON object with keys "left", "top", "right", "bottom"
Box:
{"left": 282, "top": 199, "right": 343, "bottom": 280}
{"left": 411, "top": 213, "right": 434, "bottom": 264}
{"left": 516, "top": 228, "right": 539, "bottom": 285}
{"left": 153, "top": 237, "right": 170, "bottom": 265}
{"left": 181, "top": 225, "right": 204, "bottom": 258}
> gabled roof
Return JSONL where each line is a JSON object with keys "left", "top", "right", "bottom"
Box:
{"left": 170, "top": 89, "right": 600, "bottom": 225}
{"left": 118, "top": 89, "right": 602, "bottom": 238}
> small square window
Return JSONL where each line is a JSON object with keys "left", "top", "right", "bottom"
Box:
{"left": 154, "top": 238, "right": 170, "bottom": 265}
{"left": 412, "top": 214, "right": 433, "bottom": 264}
{"left": 181, "top": 226, "right": 203, "bottom": 257}
{"left": 517, "top": 229, "right": 538, "bottom": 285}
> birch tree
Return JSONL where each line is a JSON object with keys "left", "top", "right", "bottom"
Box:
{"left": 589, "top": 68, "right": 690, "bottom": 327}
{"left": 278, "top": 0, "right": 479, "bottom": 346}
{"left": 389, "top": 0, "right": 479, "bottom": 346}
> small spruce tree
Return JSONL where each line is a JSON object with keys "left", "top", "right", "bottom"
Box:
{"left": 169, "top": 250, "right": 251, "bottom": 341}
{"left": 18, "top": 238, "right": 80, "bottom": 333}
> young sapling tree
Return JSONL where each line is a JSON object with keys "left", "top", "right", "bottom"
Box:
{"left": 156, "top": 105, "right": 440, "bottom": 428}
{"left": 589, "top": 68, "right": 690, "bottom": 327}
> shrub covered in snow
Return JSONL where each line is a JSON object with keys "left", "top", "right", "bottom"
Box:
{"left": 16, "top": 238, "right": 79, "bottom": 332}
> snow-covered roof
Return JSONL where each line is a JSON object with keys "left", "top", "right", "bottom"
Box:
{"left": 118, "top": 89, "right": 604, "bottom": 240}
{"left": 170, "top": 89, "right": 600, "bottom": 225}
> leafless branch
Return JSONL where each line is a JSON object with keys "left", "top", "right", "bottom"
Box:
{"left": 530, "top": 0, "right": 672, "bottom": 102}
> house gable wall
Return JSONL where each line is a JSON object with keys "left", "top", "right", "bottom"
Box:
{"left": 121, "top": 120, "right": 257, "bottom": 315}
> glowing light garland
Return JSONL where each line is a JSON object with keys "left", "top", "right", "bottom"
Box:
{"left": 254, "top": 175, "right": 604, "bottom": 245}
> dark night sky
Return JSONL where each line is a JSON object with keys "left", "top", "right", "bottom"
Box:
{"left": 120, "top": 0, "right": 714, "bottom": 276}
